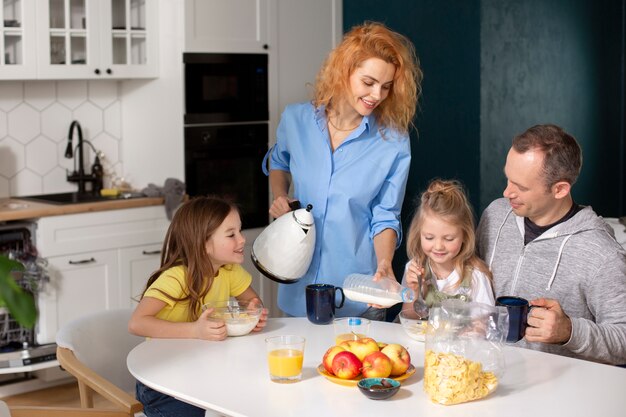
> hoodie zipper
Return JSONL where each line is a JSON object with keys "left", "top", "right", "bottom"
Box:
{"left": 510, "top": 245, "right": 526, "bottom": 294}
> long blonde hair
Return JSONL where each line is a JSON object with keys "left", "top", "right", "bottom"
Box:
{"left": 142, "top": 196, "right": 239, "bottom": 321}
{"left": 313, "top": 21, "right": 423, "bottom": 134}
{"left": 406, "top": 179, "right": 491, "bottom": 287}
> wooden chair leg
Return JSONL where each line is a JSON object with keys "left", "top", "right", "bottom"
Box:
{"left": 77, "top": 381, "right": 95, "bottom": 408}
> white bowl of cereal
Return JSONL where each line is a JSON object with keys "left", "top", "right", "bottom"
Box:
{"left": 399, "top": 309, "right": 428, "bottom": 342}
{"left": 204, "top": 300, "right": 262, "bottom": 336}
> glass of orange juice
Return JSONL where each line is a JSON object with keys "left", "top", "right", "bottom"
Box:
{"left": 333, "top": 317, "right": 371, "bottom": 345}
{"left": 265, "top": 335, "right": 305, "bottom": 383}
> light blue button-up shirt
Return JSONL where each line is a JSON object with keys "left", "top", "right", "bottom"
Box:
{"left": 264, "top": 102, "right": 411, "bottom": 317}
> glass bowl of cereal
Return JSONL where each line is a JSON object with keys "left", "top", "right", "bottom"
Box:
{"left": 399, "top": 309, "right": 428, "bottom": 342}
{"left": 203, "top": 300, "right": 263, "bottom": 336}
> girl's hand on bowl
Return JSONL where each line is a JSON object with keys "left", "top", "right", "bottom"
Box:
{"left": 254, "top": 308, "right": 269, "bottom": 332}
{"left": 247, "top": 297, "right": 268, "bottom": 332}
{"left": 196, "top": 307, "right": 227, "bottom": 341}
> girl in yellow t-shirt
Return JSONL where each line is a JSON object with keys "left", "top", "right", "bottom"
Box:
{"left": 129, "top": 196, "right": 268, "bottom": 417}
{"left": 129, "top": 196, "right": 268, "bottom": 339}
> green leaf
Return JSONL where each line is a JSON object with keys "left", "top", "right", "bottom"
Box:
{"left": 0, "top": 255, "right": 37, "bottom": 328}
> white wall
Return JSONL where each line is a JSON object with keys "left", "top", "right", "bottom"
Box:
{"left": 120, "top": 0, "right": 185, "bottom": 190}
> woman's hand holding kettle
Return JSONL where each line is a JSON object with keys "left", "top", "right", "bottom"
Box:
{"left": 269, "top": 196, "right": 300, "bottom": 219}
{"left": 270, "top": 196, "right": 300, "bottom": 219}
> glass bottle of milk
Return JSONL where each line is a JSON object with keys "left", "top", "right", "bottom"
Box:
{"left": 343, "top": 274, "right": 415, "bottom": 308}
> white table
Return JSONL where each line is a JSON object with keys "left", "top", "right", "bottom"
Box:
{"left": 127, "top": 317, "right": 626, "bottom": 417}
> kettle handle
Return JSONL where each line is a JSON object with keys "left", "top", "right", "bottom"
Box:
{"left": 288, "top": 200, "right": 301, "bottom": 210}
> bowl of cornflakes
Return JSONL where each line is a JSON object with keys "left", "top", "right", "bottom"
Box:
{"left": 399, "top": 309, "right": 428, "bottom": 342}
{"left": 203, "top": 300, "right": 262, "bottom": 336}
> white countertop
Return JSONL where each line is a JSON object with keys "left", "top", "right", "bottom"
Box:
{"left": 127, "top": 317, "right": 626, "bottom": 417}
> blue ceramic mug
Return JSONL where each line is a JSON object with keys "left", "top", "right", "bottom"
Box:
{"left": 496, "top": 296, "right": 530, "bottom": 342}
{"left": 306, "top": 284, "right": 345, "bottom": 325}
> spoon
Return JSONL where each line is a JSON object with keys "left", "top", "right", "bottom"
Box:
{"left": 226, "top": 304, "right": 236, "bottom": 319}
{"left": 413, "top": 272, "right": 429, "bottom": 319}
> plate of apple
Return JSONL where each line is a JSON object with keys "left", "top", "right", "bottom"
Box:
{"left": 318, "top": 337, "right": 415, "bottom": 386}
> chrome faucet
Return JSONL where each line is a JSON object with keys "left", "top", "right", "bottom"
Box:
{"left": 65, "top": 121, "right": 103, "bottom": 194}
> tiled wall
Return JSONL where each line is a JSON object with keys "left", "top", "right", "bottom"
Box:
{"left": 0, "top": 80, "right": 123, "bottom": 198}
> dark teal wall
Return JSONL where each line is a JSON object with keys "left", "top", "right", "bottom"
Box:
{"left": 481, "top": 0, "right": 625, "bottom": 216}
{"left": 344, "top": 0, "right": 625, "bottom": 232}
{"left": 343, "top": 1, "right": 481, "bottom": 277}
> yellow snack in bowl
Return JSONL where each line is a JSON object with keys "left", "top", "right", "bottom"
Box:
{"left": 424, "top": 350, "right": 498, "bottom": 405}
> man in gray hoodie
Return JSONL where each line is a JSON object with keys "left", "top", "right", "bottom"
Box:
{"left": 477, "top": 124, "right": 626, "bottom": 364}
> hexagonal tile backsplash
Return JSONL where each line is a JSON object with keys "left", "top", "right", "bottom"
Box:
{"left": 0, "top": 80, "right": 123, "bottom": 197}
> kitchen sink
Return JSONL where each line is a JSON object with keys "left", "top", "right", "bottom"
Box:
{"left": 18, "top": 192, "right": 145, "bottom": 205}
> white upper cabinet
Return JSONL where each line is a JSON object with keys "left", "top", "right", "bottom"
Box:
{"left": 0, "top": 0, "right": 158, "bottom": 80}
{"left": 184, "top": 0, "right": 269, "bottom": 53}
{"left": 0, "top": 0, "right": 37, "bottom": 79}
{"left": 36, "top": 0, "right": 158, "bottom": 79}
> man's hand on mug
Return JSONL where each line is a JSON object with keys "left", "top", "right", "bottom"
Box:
{"left": 525, "top": 298, "right": 572, "bottom": 344}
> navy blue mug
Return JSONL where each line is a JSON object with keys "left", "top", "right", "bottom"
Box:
{"left": 306, "top": 284, "right": 345, "bottom": 324}
{"left": 496, "top": 296, "right": 530, "bottom": 342}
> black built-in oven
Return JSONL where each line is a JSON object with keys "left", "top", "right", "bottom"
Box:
{"left": 184, "top": 123, "right": 269, "bottom": 229}
{"left": 183, "top": 53, "right": 268, "bottom": 124}
{"left": 184, "top": 53, "right": 270, "bottom": 228}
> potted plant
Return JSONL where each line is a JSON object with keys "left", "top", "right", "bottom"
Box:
{"left": 0, "top": 254, "right": 37, "bottom": 328}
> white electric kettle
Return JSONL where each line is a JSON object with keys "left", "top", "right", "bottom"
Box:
{"left": 251, "top": 203, "right": 315, "bottom": 284}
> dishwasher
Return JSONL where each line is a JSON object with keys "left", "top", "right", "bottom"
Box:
{"left": 0, "top": 222, "right": 57, "bottom": 372}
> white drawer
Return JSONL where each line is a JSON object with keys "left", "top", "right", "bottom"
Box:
{"left": 36, "top": 206, "right": 170, "bottom": 257}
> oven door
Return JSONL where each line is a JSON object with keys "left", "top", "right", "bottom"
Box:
{"left": 184, "top": 53, "right": 269, "bottom": 124}
{"left": 184, "top": 123, "right": 269, "bottom": 229}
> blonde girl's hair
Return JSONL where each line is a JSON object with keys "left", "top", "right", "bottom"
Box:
{"left": 143, "top": 196, "right": 239, "bottom": 321}
{"left": 313, "top": 21, "right": 423, "bottom": 134}
{"left": 406, "top": 179, "right": 492, "bottom": 290}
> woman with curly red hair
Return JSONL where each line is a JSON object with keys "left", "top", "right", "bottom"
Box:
{"left": 264, "top": 22, "right": 423, "bottom": 320}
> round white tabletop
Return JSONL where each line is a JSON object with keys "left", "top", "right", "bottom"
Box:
{"left": 127, "top": 317, "right": 626, "bottom": 417}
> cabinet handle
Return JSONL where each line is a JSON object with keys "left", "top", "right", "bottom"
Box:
{"left": 94, "top": 69, "right": 101, "bottom": 75}
{"left": 263, "top": 44, "right": 269, "bottom": 50}
{"left": 68, "top": 257, "right": 96, "bottom": 265}
{"left": 106, "top": 68, "right": 112, "bottom": 75}
{"left": 142, "top": 250, "right": 161, "bottom": 256}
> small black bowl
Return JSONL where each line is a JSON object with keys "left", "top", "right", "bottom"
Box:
{"left": 357, "top": 378, "right": 401, "bottom": 400}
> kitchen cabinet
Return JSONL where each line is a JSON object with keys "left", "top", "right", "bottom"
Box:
{"left": 35, "top": 0, "right": 158, "bottom": 79}
{"left": 119, "top": 243, "right": 161, "bottom": 306}
{"left": 35, "top": 205, "right": 169, "bottom": 344}
{"left": 0, "top": 0, "right": 158, "bottom": 80}
{"left": 0, "top": 0, "right": 37, "bottom": 79}
{"left": 37, "top": 249, "right": 120, "bottom": 344}
{"left": 268, "top": 0, "right": 343, "bottom": 139}
{"left": 184, "top": 0, "right": 269, "bottom": 53}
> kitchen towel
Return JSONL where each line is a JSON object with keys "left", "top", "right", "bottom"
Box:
{"left": 141, "top": 178, "right": 185, "bottom": 220}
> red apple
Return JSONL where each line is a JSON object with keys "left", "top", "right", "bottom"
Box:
{"left": 361, "top": 351, "right": 392, "bottom": 378}
{"left": 381, "top": 344, "right": 411, "bottom": 376}
{"left": 331, "top": 351, "right": 362, "bottom": 379}
{"left": 322, "top": 345, "right": 346, "bottom": 374}
{"left": 339, "top": 337, "right": 379, "bottom": 362}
